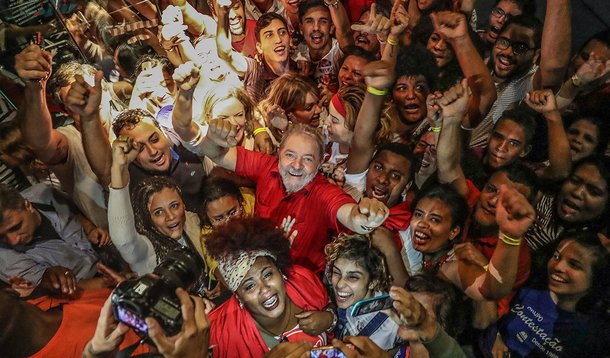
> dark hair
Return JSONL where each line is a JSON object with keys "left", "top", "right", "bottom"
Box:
{"left": 298, "top": 0, "right": 328, "bottom": 23}
{"left": 48, "top": 61, "right": 97, "bottom": 105}
{"left": 0, "top": 121, "right": 35, "bottom": 166}
{"left": 502, "top": 15, "right": 543, "bottom": 48}
{"left": 199, "top": 177, "right": 244, "bottom": 226}
{"left": 411, "top": 184, "right": 469, "bottom": 231}
{"left": 570, "top": 155, "right": 610, "bottom": 193}
{"left": 0, "top": 184, "right": 26, "bottom": 224}
{"left": 115, "top": 41, "right": 156, "bottom": 81}
{"left": 492, "top": 162, "right": 539, "bottom": 203}
{"left": 206, "top": 217, "right": 292, "bottom": 274}
{"left": 325, "top": 233, "right": 392, "bottom": 293}
{"left": 255, "top": 12, "right": 290, "bottom": 42}
{"left": 132, "top": 176, "right": 186, "bottom": 263}
{"left": 340, "top": 46, "right": 377, "bottom": 67}
{"left": 493, "top": 0, "right": 535, "bottom": 13}
{"left": 406, "top": 274, "right": 466, "bottom": 337}
{"left": 394, "top": 45, "right": 439, "bottom": 92}
{"left": 494, "top": 106, "right": 538, "bottom": 147}
{"left": 373, "top": 142, "right": 416, "bottom": 183}
{"left": 552, "top": 231, "right": 610, "bottom": 314}
{"left": 581, "top": 30, "right": 610, "bottom": 51}
{"left": 565, "top": 113, "right": 609, "bottom": 156}
{"left": 112, "top": 109, "right": 158, "bottom": 137}
{"left": 132, "top": 55, "right": 174, "bottom": 85}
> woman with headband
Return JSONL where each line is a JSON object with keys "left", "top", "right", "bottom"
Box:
{"left": 206, "top": 217, "right": 333, "bottom": 357}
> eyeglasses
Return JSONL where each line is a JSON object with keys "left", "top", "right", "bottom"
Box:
{"left": 491, "top": 7, "right": 511, "bottom": 20}
{"left": 209, "top": 205, "right": 244, "bottom": 225}
{"left": 495, "top": 36, "right": 535, "bottom": 55}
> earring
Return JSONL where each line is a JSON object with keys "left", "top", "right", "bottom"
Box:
{"left": 237, "top": 296, "right": 244, "bottom": 309}
{"left": 282, "top": 274, "right": 288, "bottom": 281}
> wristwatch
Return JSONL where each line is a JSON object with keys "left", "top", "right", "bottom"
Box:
{"left": 571, "top": 73, "right": 584, "bottom": 87}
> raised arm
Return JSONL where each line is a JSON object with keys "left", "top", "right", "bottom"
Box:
{"left": 15, "top": 45, "right": 69, "bottom": 165}
{"left": 108, "top": 138, "right": 157, "bottom": 275}
{"left": 328, "top": 0, "right": 356, "bottom": 50}
{"left": 216, "top": 0, "right": 248, "bottom": 76}
{"left": 556, "top": 54, "right": 610, "bottom": 109}
{"left": 525, "top": 89, "right": 571, "bottom": 181}
{"left": 436, "top": 79, "right": 470, "bottom": 197}
{"left": 445, "top": 185, "right": 535, "bottom": 300}
{"left": 171, "top": 0, "right": 215, "bottom": 36}
{"left": 432, "top": 11, "right": 496, "bottom": 128}
{"left": 381, "top": 0, "right": 409, "bottom": 63}
{"left": 199, "top": 118, "right": 239, "bottom": 171}
{"left": 171, "top": 61, "right": 202, "bottom": 143}
{"left": 64, "top": 71, "right": 112, "bottom": 188}
{"left": 532, "top": 0, "right": 571, "bottom": 90}
{"left": 336, "top": 197, "right": 390, "bottom": 234}
{"left": 345, "top": 60, "right": 395, "bottom": 174}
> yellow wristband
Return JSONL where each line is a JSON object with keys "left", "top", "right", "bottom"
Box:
{"left": 253, "top": 127, "right": 268, "bottom": 136}
{"left": 387, "top": 38, "right": 399, "bottom": 46}
{"left": 499, "top": 232, "right": 522, "bottom": 246}
{"left": 367, "top": 86, "right": 388, "bottom": 96}
{"left": 430, "top": 126, "right": 441, "bottom": 133}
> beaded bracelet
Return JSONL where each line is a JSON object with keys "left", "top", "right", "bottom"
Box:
{"left": 253, "top": 127, "right": 268, "bottom": 136}
{"left": 367, "top": 86, "right": 388, "bottom": 96}
{"left": 499, "top": 231, "right": 522, "bottom": 246}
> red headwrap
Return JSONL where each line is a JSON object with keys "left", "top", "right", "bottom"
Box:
{"left": 330, "top": 93, "right": 347, "bottom": 118}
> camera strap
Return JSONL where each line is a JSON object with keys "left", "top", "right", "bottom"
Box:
{"left": 116, "top": 337, "right": 148, "bottom": 358}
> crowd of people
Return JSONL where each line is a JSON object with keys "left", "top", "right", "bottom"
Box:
{"left": 0, "top": 0, "right": 610, "bottom": 356}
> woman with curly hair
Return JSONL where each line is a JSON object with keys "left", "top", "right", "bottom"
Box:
{"left": 107, "top": 137, "right": 213, "bottom": 293}
{"left": 258, "top": 73, "right": 323, "bottom": 144}
{"left": 324, "top": 233, "right": 400, "bottom": 350}
{"left": 206, "top": 216, "right": 332, "bottom": 357}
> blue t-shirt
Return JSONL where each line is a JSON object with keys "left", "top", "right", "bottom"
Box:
{"left": 481, "top": 288, "right": 600, "bottom": 357}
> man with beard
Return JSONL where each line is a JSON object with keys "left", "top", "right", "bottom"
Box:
{"left": 217, "top": 12, "right": 292, "bottom": 102}
{"left": 198, "top": 121, "right": 390, "bottom": 274}
{"left": 478, "top": 0, "right": 526, "bottom": 56}
{"left": 469, "top": 0, "right": 571, "bottom": 148}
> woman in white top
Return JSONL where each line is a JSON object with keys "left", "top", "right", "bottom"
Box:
{"left": 107, "top": 136, "right": 212, "bottom": 289}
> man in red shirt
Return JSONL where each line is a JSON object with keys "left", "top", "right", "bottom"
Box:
{"left": 199, "top": 121, "right": 390, "bottom": 274}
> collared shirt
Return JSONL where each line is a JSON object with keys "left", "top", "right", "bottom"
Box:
{"left": 244, "top": 0, "right": 286, "bottom": 20}
{"left": 235, "top": 147, "right": 354, "bottom": 274}
{"left": 128, "top": 130, "right": 212, "bottom": 212}
{"left": 0, "top": 184, "right": 98, "bottom": 285}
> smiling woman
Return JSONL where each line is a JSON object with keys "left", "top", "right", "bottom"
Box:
{"left": 206, "top": 217, "right": 330, "bottom": 357}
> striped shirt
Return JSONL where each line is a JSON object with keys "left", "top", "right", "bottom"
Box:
{"left": 524, "top": 192, "right": 562, "bottom": 251}
{"left": 469, "top": 65, "right": 538, "bottom": 149}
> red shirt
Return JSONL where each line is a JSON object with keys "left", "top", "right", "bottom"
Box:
{"left": 381, "top": 200, "right": 412, "bottom": 249}
{"left": 232, "top": 19, "right": 258, "bottom": 58}
{"left": 235, "top": 147, "right": 355, "bottom": 274}
{"left": 462, "top": 180, "right": 531, "bottom": 317}
{"left": 29, "top": 289, "right": 149, "bottom": 358}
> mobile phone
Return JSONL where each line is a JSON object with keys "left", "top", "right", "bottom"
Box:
{"left": 351, "top": 294, "right": 393, "bottom": 316}
{"left": 310, "top": 346, "right": 347, "bottom": 358}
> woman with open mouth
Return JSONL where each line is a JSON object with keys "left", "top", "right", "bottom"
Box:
{"left": 324, "top": 233, "right": 400, "bottom": 350}
{"left": 480, "top": 231, "right": 610, "bottom": 357}
{"left": 206, "top": 217, "right": 331, "bottom": 357}
{"left": 107, "top": 137, "right": 215, "bottom": 295}
{"left": 258, "top": 73, "right": 323, "bottom": 144}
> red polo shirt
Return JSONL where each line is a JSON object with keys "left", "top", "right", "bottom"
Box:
{"left": 235, "top": 147, "right": 355, "bottom": 274}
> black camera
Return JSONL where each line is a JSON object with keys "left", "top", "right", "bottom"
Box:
{"left": 111, "top": 248, "right": 204, "bottom": 336}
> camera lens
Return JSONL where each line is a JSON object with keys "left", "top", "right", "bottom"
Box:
{"left": 153, "top": 248, "right": 204, "bottom": 288}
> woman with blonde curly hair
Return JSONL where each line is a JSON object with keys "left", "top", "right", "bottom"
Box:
{"left": 200, "top": 85, "right": 258, "bottom": 150}
{"left": 259, "top": 73, "right": 323, "bottom": 143}
{"left": 325, "top": 233, "right": 401, "bottom": 350}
